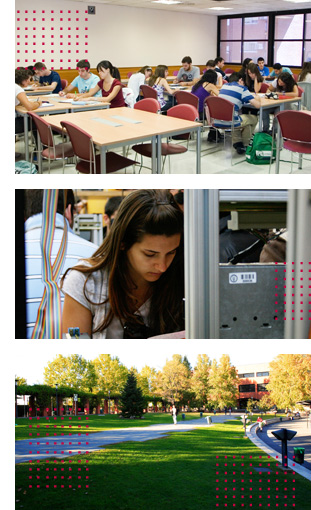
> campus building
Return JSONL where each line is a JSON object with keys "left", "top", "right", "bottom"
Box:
{"left": 236, "top": 362, "right": 270, "bottom": 408}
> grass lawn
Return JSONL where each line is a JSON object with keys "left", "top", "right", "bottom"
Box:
{"left": 15, "top": 417, "right": 308, "bottom": 510}
{"left": 15, "top": 412, "right": 205, "bottom": 441}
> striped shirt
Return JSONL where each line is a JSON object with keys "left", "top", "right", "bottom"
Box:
{"left": 214, "top": 82, "right": 254, "bottom": 128}
{"left": 24, "top": 213, "right": 97, "bottom": 338}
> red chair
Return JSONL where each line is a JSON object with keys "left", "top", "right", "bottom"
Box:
{"left": 205, "top": 96, "right": 243, "bottom": 164}
{"left": 298, "top": 86, "right": 304, "bottom": 97}
{"left": 273, "top": 110, "right": 311, "bottom": 173}
{"left": 61, "top": 79, "right": 68, "bottom": 90}
{"left": 140, "top": 84, "right": 158, "bottom": 100}
{"left": 28, "top": 112, "right": 74, "bottom": 173}
{"left": 173, "top": 70, "right": 179, "bottom": 76}
{"left": 224, "top": 68, "right": 234, "bottom": 75}
{"left": 127, "top": 72, "right": 133, "bottom": 78}
{"left": 60, "top": 121, "right": 136, "bottom": 174}
{"left": 134, "top": 98, "right": 160, "bottom": 113}
{"left": 174, "top": 90, "right": 199, "bottom": 111}
{"left": 260, "top": 82, "right": 270, "bottom": 93}
{"left": 132, "top": 104, "right": 198, "bottom": 173}
{"left": 292, "top": 73, "right": 299, "bottom": 82}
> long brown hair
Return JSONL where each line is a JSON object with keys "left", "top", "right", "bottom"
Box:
{"left": 245, "top": 63, "right": 263, "bottom": 89}
{"left": 148, "top": 65, "right": 168, "bottom": 87}
{"left": 298, "top": 61, "right": 311, "bottom": 82}
{"left": 62, "top": 190, "right": 184, "bottom": 336}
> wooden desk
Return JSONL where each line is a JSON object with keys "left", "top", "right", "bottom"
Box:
{"left": 25, "top": 88, "right": 52, "bottom": 96}
{"left": 15, "top": 96, "right": 110, "bottom": 161}
{"left": 44, "top": 107, "right": 202, "bottom": 174}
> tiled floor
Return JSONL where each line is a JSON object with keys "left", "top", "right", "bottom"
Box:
{"left": 15, "top": 134, "right": 311, "bottom": 175}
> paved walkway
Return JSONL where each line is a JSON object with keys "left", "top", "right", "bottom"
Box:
{"left": 247, "top": 416, "right": 311, "bottom": 481}
{"left": 15, "top": 415, "right": 235, "bottom": 464}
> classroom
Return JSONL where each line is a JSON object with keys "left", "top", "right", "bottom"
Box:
{"left": 14, "top": 0, "right": 311, "bottom": 174}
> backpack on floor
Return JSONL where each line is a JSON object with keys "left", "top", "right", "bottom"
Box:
{"left": 245, "top": 132, "right": 276, "bottom": 165}
{"left": 15, "top": 161, "right": 38, "bottom": 174}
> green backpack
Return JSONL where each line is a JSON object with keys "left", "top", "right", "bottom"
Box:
{"left": 245, "top": 132, "right": 276, "bottom": 165}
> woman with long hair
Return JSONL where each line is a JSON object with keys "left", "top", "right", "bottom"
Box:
{"left": 148, "top": 65, "right": 176, "bottom": 112}
{"left": 61, "top": 190, "right": 184, "bottom": 339}
{"left": 191, "top": 69, "right": 219, "bottom": 119}
{"left": 75, "top": 60, "right": 126, "bottom": 108}
{"left": 238, "top": 58, "right": 253, "bottom": 82}
{"left": 263, "top": 72, "right": 298, "bottom": 133}
{"left": 128, "top": 66, "right": 152, "bottom": 102}
{"left": 245, "top": 63, "right": 263, "bottom": 93}
{"left": 298, "top": 62, "right": 311, "bottom": 83}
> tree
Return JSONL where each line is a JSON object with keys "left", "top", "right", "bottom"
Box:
{"left": 137, "top": 365, "right": 158, "bottom": 397}
{"left": 267, "top": 354, "right": 311, "bottom": 409}
{"left": 44, "top": 355, "right": 97, "bottom": 392}
{"left": 208, "top": 354, "right": 239, "bottom": 409}
{"left": 119, "top": 372, "right": 145, "bottom": 418}
{"left": 155, "top": 356, "right": 191, "bottom": 404}
{"left": 16, "top": 376, "right": 27, "bottom": 385}
{"left": 191, "top": 354, "right": 211, "bottom": 408}
{"left": 93, "top": 354, "right": 128, "bottom": 395}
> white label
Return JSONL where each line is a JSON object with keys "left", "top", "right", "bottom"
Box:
{"left": 229, "top": 272, "right": 257, "bottom": 284}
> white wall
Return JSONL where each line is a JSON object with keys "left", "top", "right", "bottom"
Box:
{"left": 15, "top": 0, "right": 217, "bottom": 69}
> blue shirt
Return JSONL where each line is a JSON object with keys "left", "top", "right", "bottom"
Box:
{"left": 270, "top": 67, "right": 292, "bottom": 78}
{"left": 39, "top": 70, "right": 62, "bottom": 93}
{"left": 258, "top": 65, "right": 270, "bottom": 77}
{"left": 215, "top": 82, "right": 254, "bottom": 128}
{"left": 70, "top": 73, "right": 101, "bottom": 96}
{"left": 24, "top": 213, "right": 97, "bottom": 338}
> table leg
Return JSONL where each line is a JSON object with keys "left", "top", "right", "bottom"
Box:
{"left": 259, "top": 107, "right": 263, "bottom": 132}
{"left": 196, "top": 126, "right": 201, "bottom": 174}
{"left": 156, "top": 134, "right": 162, "bottom": 174}
{"left": 23, "top": 115, "right": 29, "bottom": 161}
{"left": 274, "top": 125, "right": 282, "bottom": 174}
{"left": 151, "top": 137, "right": 157, "bottom": 173}
{"left": 100, "top": 147, "right": 107, "bottom": 174}
{"left": 37, "top": 132, "right": 42, "bottom": 174}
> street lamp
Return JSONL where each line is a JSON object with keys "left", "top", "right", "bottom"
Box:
{"left": 108, "top": 390, "right": 111, "bottom": 415}
{"left": 55, "top": 383, "right": 58, "bottom": 416}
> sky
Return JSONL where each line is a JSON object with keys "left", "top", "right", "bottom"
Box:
{"left": 14, "top": 338, "right": 310, "bottom": 385}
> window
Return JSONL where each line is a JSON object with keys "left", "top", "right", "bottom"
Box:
{"left": 238, "top": 373, "right": 255, "bottom": 378}
{"left": 257, "top": 383, "right": 268, "bottom": 392}
{"left": 239, "top": 384, "right": 256, "bottom": 393}
{"left": 218, "top": 10, "right": 311, "bottom": 66}
{"left": 256, "top": 371, "right": 269, "bottom": 377}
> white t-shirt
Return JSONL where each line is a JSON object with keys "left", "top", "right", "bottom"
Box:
{"left": 127, "top": 73, "right": 145, "bottom": 101}
{"left": 62, "top": 264, "right": 151, "bottom": 339}
{"left": 15, "top": 83, "right": 24, "bottom": 106}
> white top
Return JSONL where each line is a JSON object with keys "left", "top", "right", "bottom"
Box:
{"left": 299, "top": 73, "right": 311, "bottom": 83}
{"left": 62, "top": 263, "right": 151, "bottom": 339}
{"left": 15, "top": 83, "right": 24, "bottom": 106}
{"left": 127, "top": 72, "right": 145, "bottom": 101}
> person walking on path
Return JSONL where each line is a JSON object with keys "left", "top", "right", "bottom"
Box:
{"left": 172, "top": 404, "right": 178, "bottom": 425}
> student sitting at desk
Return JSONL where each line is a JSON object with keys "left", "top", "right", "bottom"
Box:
{"left": 15, "top": 69, "right": 42, "bottom": 134}
{"left": 148, "top": 65, "right": 176, "bottom": 113}
{"left": 61, "top": 189, "right": 184, "bottom": 339}
{"left": 257, "top": 57, "right": 270, "bottom": 78}
{"left": 75, "top": 60, "right": 126, "bottom": 108}
{"left": 128, "top": 66, "right": 153, "bottom": 103}
{"left": 59, "top": 59, "right": 101, "bottom": 98}
{"left": 245, "top": 63, "right": 263, "bottom": 93}
{"left": 173, "top": 56, "right": 200, "bottom": 86}
{"left": 191, "top": 70, "right": 219, "bottom": 120}
{"left": 33, "top": 62, "right": 62, "bottom": 93}
{"left": 268, "top": 63, "right": 292, "bottom": 79}
{"left": 205, "top": 60, "right": 223, "bottom": 88}
{"left": 262, "top": 72, "right": 298, "bottom": 133}
{"left": 298, "top": 61, "right": 311, "bottom": 83}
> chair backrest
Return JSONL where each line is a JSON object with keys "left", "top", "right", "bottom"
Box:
{"left": 60, "top": 120, "right": 94, "bottom": 163}
{"left": 275, "top": 110, "right": 311, "bottom": 143}
{"left": 61, "top": 79, "right": 68, "bottom": 89}
{"left": 260, "top": 82, "right": 270, "bottom": 93}
{"left": 167, "top": 103, "right": 199, "bottom": 122}
{"left": 205, "top": 96, "right": 234, "bottom": 122}
{"left": 292, "top": 73, "right": 299, "bottom": 82}
{"left": 140, "top": 84, "right": 158, "bottom": 100}
{"left": 298, "top": 81, "right": 311, "bottom": 110}
{"left": 297, "top": 85, "right": 304, "bottom": 97}
{"left": 174, "top": 90, "right": 199, "bottom": 110}
{"left": 28, "top": 112, "right": 54, "bottom": 147}
{"left": 134, "top": 98, "right": 160, "bottom": 113}
{"left": 127, "top": 72, "right": 133, "bottom": 78}
{"left": 224, "top": 68, "right": 234, "bottom": 74}
{"left": 173, "top": 70, "right": 179, "bottom": 76}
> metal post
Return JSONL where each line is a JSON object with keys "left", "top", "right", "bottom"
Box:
{"left": 285, "top": 189, "right": 311, "bottom": 339}
{"left": 15, "top": 379, "right": 18, "bottom": 420}
{"left": 108, "top": 390, "right": 111, "bottom": 415}
{"left": 55, "top": 383, "right": 58, "bottom": 416}
{"left": 184, "top": 189, "right": 219, "bottom": 339}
